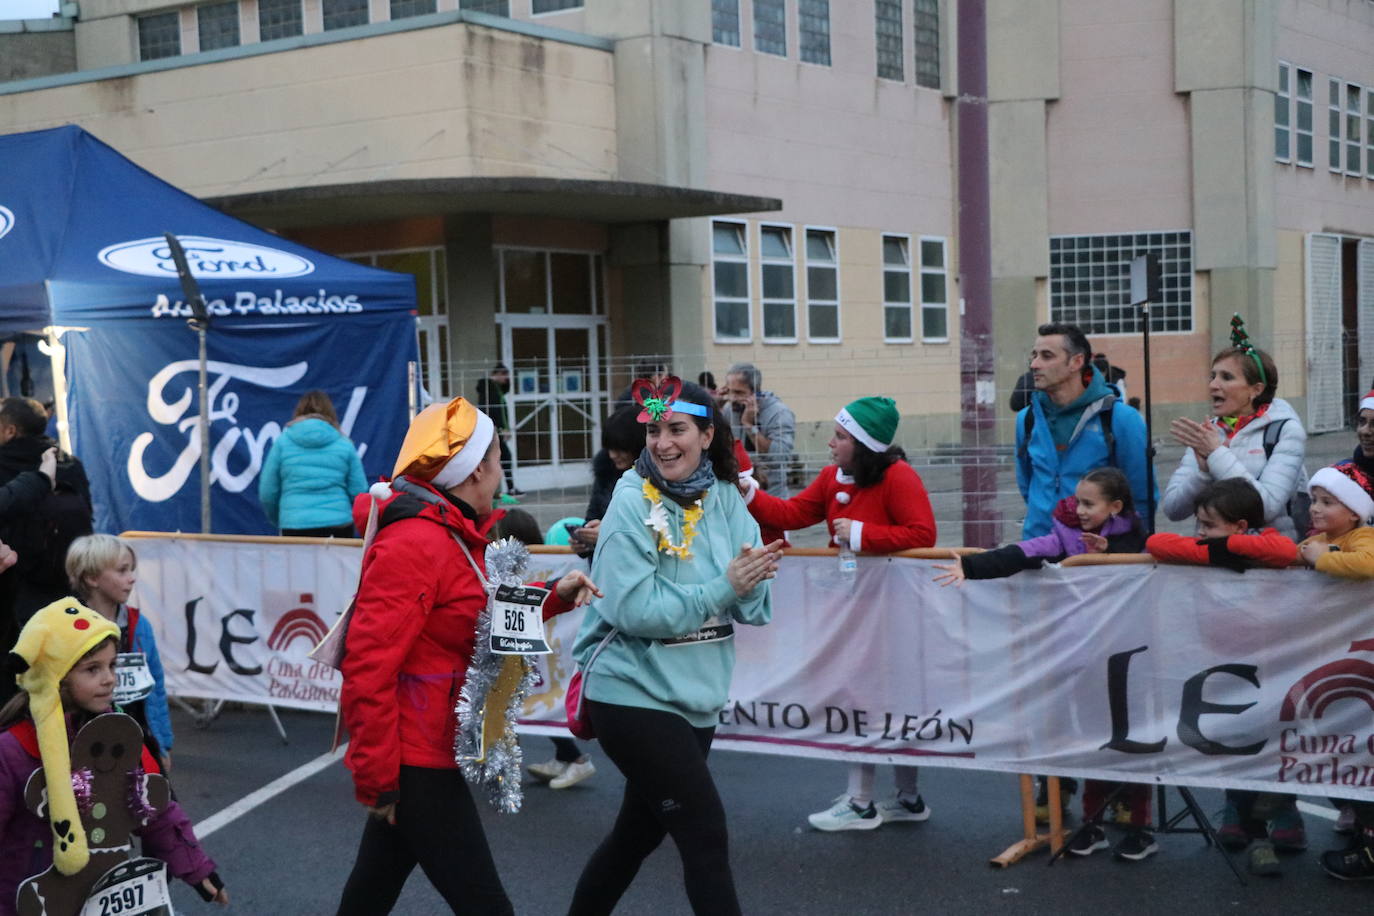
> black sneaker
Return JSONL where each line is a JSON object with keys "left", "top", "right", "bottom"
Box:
{"left": 1068, "top": 824, "right": 1109, "bottom": 857}
{"left": 1322, "top": 837, "right": 1374, "bottom": 881}
{"left": 1113, "top": 829, "right": 1159, "bottom": 862}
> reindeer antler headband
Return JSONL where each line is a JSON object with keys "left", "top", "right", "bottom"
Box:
{"left": 1228, "top": 314, "right": 1268, "bottom": 386}
{"left": 629, "top": 376, "right": 709, "bottom": 423}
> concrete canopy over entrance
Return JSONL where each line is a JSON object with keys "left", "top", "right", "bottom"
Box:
{"left": 208, "top": 177, "right": 781, "bottom": 230}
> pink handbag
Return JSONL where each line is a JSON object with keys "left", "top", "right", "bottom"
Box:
{"left": 566, "top": 627, "right": 617, "bottom": 739}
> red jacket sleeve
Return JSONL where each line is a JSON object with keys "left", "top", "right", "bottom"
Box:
{"left": 1227, "top": 528, "right": 1299, "bottom": 568}
{"left": 340, "top": 520, "right": 443, "bottom": 806}
{"left": 748, "top": 469, "right": 831, "bottom": 533}
{"left": 856, "top": 463, "right": 937, "bottom": 552}
{"left": 1146, "top": 532, "right": 1210, "bottom": 565}
{"left": 539, "top": 581, "right": 577, "bottom": 621}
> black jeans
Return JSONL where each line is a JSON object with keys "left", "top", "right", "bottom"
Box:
{"left": 552, "top": 737, "right": 583, "bottom": 763}
{"left": 498, "top": 435, "right": 516, "bottom": 490}
{"left": 336, "top": 766, "right": 513, "bottom": 915}
{"left": 283, "top": 524, "right": 356, "bottom": 538}
{"left": 567, "top": 701, "right": 739, "bottom": 916}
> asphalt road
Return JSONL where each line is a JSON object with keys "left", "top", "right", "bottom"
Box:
{"left": 158, "top": 706, "right": 1368, "bottom": 916}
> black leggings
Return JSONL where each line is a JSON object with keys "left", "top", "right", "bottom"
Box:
{"left": 567, "top": 701, "right": 739, "bottom": 916}
{"left": 336, "top": 766, "right": 513, "bottom": 915}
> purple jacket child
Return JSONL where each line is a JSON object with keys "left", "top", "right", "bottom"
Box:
{"left": 0, "top": 714, "right": 218, "bottom": 916}
{"left": 962, "top": 496, "right": 1146, "bottom": 580}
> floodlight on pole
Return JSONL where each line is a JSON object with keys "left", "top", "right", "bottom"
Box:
{"left": 1130, "top": 253, "right": 1161, "bottom": 532}
{"left": 162, "top": 232, "right": 212, "bottom": 534}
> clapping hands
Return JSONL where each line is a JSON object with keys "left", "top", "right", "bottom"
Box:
{"left": 726, "top": 540, "right": 784, "bottom": 597}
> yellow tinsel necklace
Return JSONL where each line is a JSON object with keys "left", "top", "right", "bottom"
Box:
{"left": 642, "top": 479, "right": 705, "bottom": 560}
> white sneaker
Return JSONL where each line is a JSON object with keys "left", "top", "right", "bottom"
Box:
{"left": 550, "top": 757, "right": 596, "bottom": 789}
{"left": 875, "top": 794, "right": 931, "bottom": 823}
{"left": 527, "top": 758, "right": 569, "bottom": 783}
{"left": 808, "top": 796, "right": 882, "bottom": 832}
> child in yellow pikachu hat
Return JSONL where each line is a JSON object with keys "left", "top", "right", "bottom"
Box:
{"left": 1, "top": 597, "right": 227, "bottom": 912}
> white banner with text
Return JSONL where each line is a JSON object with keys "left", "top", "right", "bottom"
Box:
{"left": 130, "top": 536, "right": 1374, "bottom": 800}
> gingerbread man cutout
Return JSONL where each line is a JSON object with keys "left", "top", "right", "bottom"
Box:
{"left": 17, "top": 714, "right": 170, "bottom": 916}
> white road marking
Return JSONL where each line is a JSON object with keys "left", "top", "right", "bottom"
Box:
{"left": 193, "top": 743, "right": 347, "bottom": 839}
{"left": 1297, "top": 801, "right": 1339, "bottom": 822}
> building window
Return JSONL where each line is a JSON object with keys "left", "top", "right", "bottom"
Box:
{"left": 712, "top": 0, "right": 740, "bottom": 47}
{"left": 913, "top": 0, "right": 940, "bottom": 89}
{"left": 1367, "top": 89, "right": 1374, "bottom": 179}
{"left": 713, "top": 222, "right": 751, "bottom": 342}
{"left": 876, "top": 0, "right": 904, "bottom": 81}
{"left": 759, "top": 226, "right": 797, "bottom": 342}
{"left": 391, "top": 0, "right": 437, "bottom": 18}
{"left": 462, "top": 0, "right": 510, "bottom": 13}
{"left": 1295, "top": 67, "right": 1314, "bottom": 167}
{"left": 1049, "top": 232, "right": 1194, "bottom": 335}
{"left": 532, "top": 0, "right": 581, "bottom": 13}
{"left": 882, "top": 235, "right": 913, "bottom": 342}
{"left": 799, "top": 0, "right": 830, "bottom": 66}
{"left": 1346, "top": 83, "right": 1364, "bottom": 177}
{"left": 258, "top": 0, "right": 303, "bottom": 40}
{"left": 1330, "top": 77, "right": 1343, "bottom": 172}
{"left": 754, "top": 0, "right": 786, "bottom": 57}
{"left": 805, "top": 229, "right": 840, "bottom": 342}
{"left": 919, "top": 237, "right": 948, "bottom": 341}
{"left": 197, "top": 1, "right": 240, "bottom": 51}
{"left": 137, "top": 11, "right": 181, "bottom": 61}
{"left": 1275, "top": 62, "right": 1291, "bottom": 163}
{"left": 351, "top": 248, "right": 450, "bottom": 399}
{"left": 322, "top": 0, "right": 368, "bottom": 30}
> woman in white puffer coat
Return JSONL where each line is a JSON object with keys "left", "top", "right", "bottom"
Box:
{"left": 1163, "top": 343, "right": 1307, "bottom": 540}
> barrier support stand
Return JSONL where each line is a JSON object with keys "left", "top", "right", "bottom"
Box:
{"left": 990, "top": 775, "right": 1067, "bottom": 867}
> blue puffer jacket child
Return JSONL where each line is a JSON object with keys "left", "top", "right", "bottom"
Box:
{"left": 259, "top": 416, "right": 367, "bottom": 531}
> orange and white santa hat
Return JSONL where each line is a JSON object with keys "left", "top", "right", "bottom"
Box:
{"left": 391, "top": 397, "right": 495, "bottom": 490}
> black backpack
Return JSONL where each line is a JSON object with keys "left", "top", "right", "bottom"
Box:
{"left": 10, "top": 459, "right": 94, "bottom": 589}
{"left": 1261, "top": 418, "right": 1311, "bottom": 536}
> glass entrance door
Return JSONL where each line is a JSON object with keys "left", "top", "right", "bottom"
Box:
{"left": 501, "top": 315, "right": 605, "bottom": 490}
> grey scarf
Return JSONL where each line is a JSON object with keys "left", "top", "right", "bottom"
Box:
{"left": 635, "top": 448, "right": 715, "bottom": 506}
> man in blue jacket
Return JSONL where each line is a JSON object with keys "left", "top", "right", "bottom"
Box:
{"left": 1015, "top": 323, "right": 1154, "bottom": 538}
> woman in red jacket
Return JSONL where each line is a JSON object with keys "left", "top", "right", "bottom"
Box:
{"left": 743, "top": 396, "right": 937, "bottom": 832}
{"left": 335, "top": 397, "right": 598, "bottom": 916}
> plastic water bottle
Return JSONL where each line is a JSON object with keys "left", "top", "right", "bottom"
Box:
{"left": 837, "top": 544, "right": 857, "bottom": 581}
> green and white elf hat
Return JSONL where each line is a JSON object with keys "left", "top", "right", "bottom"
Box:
{"left": 836, "top": 397, "right": 899, "bottom": 453}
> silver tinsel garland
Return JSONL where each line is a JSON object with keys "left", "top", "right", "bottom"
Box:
{"left": 454, "top": 536, "right": 539, "bottom": 813}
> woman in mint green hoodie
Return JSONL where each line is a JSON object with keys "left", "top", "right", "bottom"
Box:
{"left": 567, "top": 379, "right": 782, "bottom": 916}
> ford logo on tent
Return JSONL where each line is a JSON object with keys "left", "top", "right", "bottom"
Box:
{"left": 98, "top": 235, "right": 315, "bottom": 279}
{"left": 0, "top": 206, "right": 14, "bottom": 241}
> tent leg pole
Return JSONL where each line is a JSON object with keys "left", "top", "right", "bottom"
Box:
{"left": 199, "top": 325, "right": 210, "bottom": 534}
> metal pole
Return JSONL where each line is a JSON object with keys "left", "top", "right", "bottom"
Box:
{"left": 199, "top": 324, "right": 211, "bottom": 533}
{"left": 957, "top": 0, "right": 999, "bottom": 548}
{"left": 1141, "top": 302, "right": 1156, "bottom": 533}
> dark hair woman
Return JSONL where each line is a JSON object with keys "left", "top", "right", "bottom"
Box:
{"left": 566, "top": 378, "right": 779, "bottom": 915}
{"left": 741, "top": 396, "right": 936, "bottom": 834}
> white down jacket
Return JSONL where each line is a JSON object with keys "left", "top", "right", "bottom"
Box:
{"left": 1161, "top": 398, "right": 1307, "bottom": 539}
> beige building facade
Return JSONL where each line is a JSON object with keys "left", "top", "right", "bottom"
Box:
{"left": 2, "top": 0, "right": 1373, "bottom": 485}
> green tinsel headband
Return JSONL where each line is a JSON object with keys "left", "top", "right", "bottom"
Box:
{"left": 1228, "top": 313, "right": 1268, "bottom": 386}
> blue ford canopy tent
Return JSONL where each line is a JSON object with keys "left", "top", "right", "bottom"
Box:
{"left": 0, "top": 125, "right": 419, "bottom": 535}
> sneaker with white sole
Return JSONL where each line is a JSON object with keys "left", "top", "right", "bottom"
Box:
{"left": 527, "top": 758, "right": 569, "bottom": 783}
{"left": 876, "top": 794, "right": 931, "bottom": 823}
{"left": 808, "top": 797, "right": 882, "bottom": 832}
{"left": 549, "top": 757, "right": 596, "bottom": 789}
{"left": 1068, "top": 824, "right": 1109, "bottom": 857}
{"left": 1113, "top": 829, "right": 1159, "bottom": 862}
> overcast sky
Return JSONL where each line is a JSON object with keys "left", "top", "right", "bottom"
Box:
{"left": 4, "top": 1, "right": 61, "bottom": 19}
